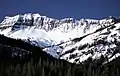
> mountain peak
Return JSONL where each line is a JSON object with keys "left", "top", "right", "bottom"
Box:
{"left": 1, "top": 13, "right": 120, "bottom": 64}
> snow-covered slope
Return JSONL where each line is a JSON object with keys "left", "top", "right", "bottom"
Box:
{"left": 0, "top": 13, "right": 120, "bottom": 64}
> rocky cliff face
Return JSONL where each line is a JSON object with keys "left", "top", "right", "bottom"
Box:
{"left": 0, "top": 13, "right": 120, "bottom": 64}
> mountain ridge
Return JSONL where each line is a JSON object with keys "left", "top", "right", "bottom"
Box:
{"left": 0, "top": 13, "right": 120, "bottom": 64}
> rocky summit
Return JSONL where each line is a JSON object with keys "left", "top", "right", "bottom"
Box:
{"left": 0, "top": 13, "right": 120, "bottom": 64}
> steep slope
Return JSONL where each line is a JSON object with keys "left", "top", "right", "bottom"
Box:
{"left": 1, "top": 35, "right": 120, "bottom": 76}
{"left": 0, "top": 34, "right": 62, "bottom": 65}
{"left": 60, "top": 23, "right": 120, "bottom": 63}
{"left": 0, "top": 13, "right": 120, "bottom": 64}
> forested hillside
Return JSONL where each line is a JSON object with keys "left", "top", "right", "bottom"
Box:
{"left": 0, "top": 34, "right": 120, "bottom": 76}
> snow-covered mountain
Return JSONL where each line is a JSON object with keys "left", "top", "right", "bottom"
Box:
{"left": 0, "top": 13, "right": 120, "bottom": 64}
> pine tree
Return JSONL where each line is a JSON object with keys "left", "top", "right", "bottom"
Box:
{"left": 42, "top": 67, "right": 45, "bottom": 76}
{"left": 13, "top": 64, "right": 21, "bottom": 76}
{"left": 116, "top": 68, "right": 120, "bottom": 76}
{"left": 66, "top": 67, "right": 71, "bottom": 76}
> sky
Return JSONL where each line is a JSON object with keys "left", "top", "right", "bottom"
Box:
{"left": 0, "top": 0, "right": 120, "bottom": 21}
